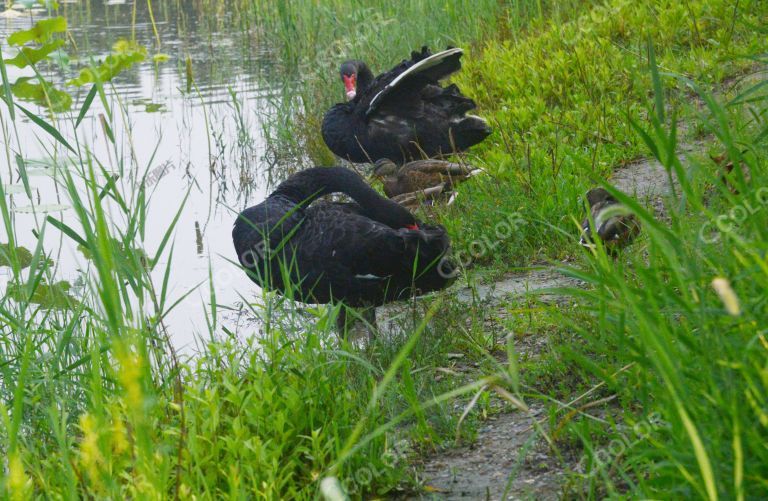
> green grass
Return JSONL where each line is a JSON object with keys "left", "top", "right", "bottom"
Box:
{"left": 2, "top": 0, "right": 768, "bottom": 498}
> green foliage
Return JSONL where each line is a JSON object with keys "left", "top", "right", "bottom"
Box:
{"left": 6, "top": 280, "right": 79, "bottom": 309}
{"left": 0, "top": 243, "right": 32, "bottom": 268}
{"left": 68, "top": 40, "right": 147, "bottom": 87}
{"left": 561, "top": 85, "right": 768, "bottom": 497}
{"left": 440, "top": 0, "right": 766, "bottom": 265}
{"left": 3, "top": 40, "right": 64, "bottom": 68}
{"left": 7, "top": 17, "right": 66, "bottom": 46}
{"left": 11, "top": 76, "right": 72, "bottom": 112}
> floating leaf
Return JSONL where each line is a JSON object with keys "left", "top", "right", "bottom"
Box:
{"left": 14, "top": 0, "right": 38, "bottom": 9}
{"left": 68, "top": 41, "right": 146, "bottom": 87}
{"left": 3, "top": 184, "right": 27, "bottom": 194}
{"left": 7, "top": 280, "right": 79, "bottom": 310}
{"left": 133, "top": 99, "right": 166, "bottom": 113}
{"left": 152, "top": 53, "right": 170, "bottom": 63}
{"left": 13, "top": 203, "right": 70, "bottom": 213}
{"left": 0, "top": 243, "right": 33, "bottom": 268}
{"left": 4, "top": 39, "right": 64, "bottom": 68}
{"left": 11, "top": 76, "right": 72, "bottom": 112}
{"left": 7, "top": 17, "right": 66, "bottom": 46}
{"left": 49, "top": 49, "right": 70, "bottom": 69}
{"left": 0, "top": 9, "right": 23, "bottom": 19}
{"left": 144, "top": 103, "right": 166, "bottom": 113}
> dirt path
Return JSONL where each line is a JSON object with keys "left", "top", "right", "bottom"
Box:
{"left": 409, "top": 150, "right": 685, "bottom": 500}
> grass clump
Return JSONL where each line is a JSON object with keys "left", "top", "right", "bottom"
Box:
{"left": 559, "top": 71, "right": 768, "bottom": 496}
{"left": 441, "top": 0, "right": 766, "bottom": 267}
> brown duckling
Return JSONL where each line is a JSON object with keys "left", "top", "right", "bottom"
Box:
{"left": 372, "top": 158, "right": 482, "bottom": 199}
{"left": 580, "top": 188, "right": 641, "bottom": 254}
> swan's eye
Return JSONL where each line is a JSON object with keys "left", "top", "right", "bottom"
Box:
{"left": 342, "top": 74, "right": 357, "bottom": 100}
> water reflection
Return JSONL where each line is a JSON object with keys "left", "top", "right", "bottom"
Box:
{"left": 0, "top": 1, "right": 291, "bottom": 351}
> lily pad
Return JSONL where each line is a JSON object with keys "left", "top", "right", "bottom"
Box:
{"left": 3, "top": 184, "right": 28, "bottom": 194}
{"left": 0, "top": 9, "right": 23, "bottom": 19}
{"left": 133, "top": 99, "right": 167, "bottom": 113}
{"left": 13, "top": 203, "right": 70, "bottom": 213}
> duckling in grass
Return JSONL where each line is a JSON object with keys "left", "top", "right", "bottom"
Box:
{"left": 580, "top": 188, "right": 641, "bottom": 255}
{"left": 372, "top": 158, "right": 482, "bottom": 203}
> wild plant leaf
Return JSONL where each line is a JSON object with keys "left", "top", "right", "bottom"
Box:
{"left": 98, "top": 113, "right": 114, "bottom": 143}
{"left": 46, "top": 215, "right": 88, "bottom": 248}
{"left": 185, "top": 55, "right": 193, "bottom": 93}
{"left": 647, "top": 39, "right": 665, "bottom": 125}
{"left": 152, "top": 53, "right": 170, "bottom": 63}
{"left": 4, "top": 39, "right": 64, "bottom": 68}
{"left": 0, "top": 47, "right": 14, "bottom": 120}
{"left": 6, "top": 280, "right": 79, "bottom": 310}
{"left": 7, "top": 17, "right": 66, "bottom": 46}
{"left": 11, "top": 76, "right": 72, "bottom": 112}
{"left": 68, "top": 41, "right": 146, "bottom": 87}
{"left": 15, "top": 154, "right": 32, "bottom": 199}
{"left": 14, "top": 101, "right": 76, "bottom": 152}
{"left": 77, "top": 238, "right": 148, "bottom": 267}
{"left": 75, "top": 84, "right": 97, "bottom": 128}
{"left": 0, "top": 243, "right": 32, "bottom": 268}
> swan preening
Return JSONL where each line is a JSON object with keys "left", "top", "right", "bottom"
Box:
{"left": 322, "top": 47, "right": 491, "bottom": 164}
{"left": 233, "top": 167, "right": 456, "bottom": 332}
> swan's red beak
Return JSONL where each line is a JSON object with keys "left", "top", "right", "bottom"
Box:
{"left": 343, "top": 74, "right": 356, "bottom": 100}
{"left": 405, "top": 224, "right": 419, "bottom": 231}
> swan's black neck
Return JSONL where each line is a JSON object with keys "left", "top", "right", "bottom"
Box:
{"left": 272, "top": 167, "right": 416, "bottom": 229}
{"left": 355, "top": 62, "right": 374, "bottom": 92}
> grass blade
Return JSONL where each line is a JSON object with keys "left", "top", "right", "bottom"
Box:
{"left": 75, "top": 84, "right": 98, "bottom": 129}
{"left": 14, "top": 102, "right": 76, "bottom": 153}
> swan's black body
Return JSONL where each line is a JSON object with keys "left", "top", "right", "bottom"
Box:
{"left": 322, "top": 47, "right": 491, "bottom": 164}
{"left": 232, "top": 167, "right": 456, "bottom": 309}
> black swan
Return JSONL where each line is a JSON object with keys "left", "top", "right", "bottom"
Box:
{"left": 232, "top": 167, "right": 456, "bottom": 331}
{"left": 322, "top": 46, "right": 491, "bottom": 164}
{"left": 580, "top": 188, "right": 641, "bottom": 254}
{"left": 373, "top": 158, "right": 482, "bottom": 199}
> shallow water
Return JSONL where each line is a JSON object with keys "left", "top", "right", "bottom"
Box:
{"left": 0, "top": 2, "right": 290, "bottom": 351}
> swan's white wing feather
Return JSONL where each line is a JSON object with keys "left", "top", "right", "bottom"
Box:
{"left": 367, "top": 47, "right": 464, "bottom": 116}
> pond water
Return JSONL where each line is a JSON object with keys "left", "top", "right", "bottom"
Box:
{"left": 0, "top": 2, "right": 296, "bottom": 351}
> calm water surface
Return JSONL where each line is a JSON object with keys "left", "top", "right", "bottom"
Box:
{"left": 1, "top": 2, "right": 294, "bottom": 351}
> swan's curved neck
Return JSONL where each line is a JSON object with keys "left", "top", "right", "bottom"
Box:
{"left": 272, "top": 167, "right": 415, "bottom": 228}
{"left": 355, "top": 62, "right": 374, "bottom": 91}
